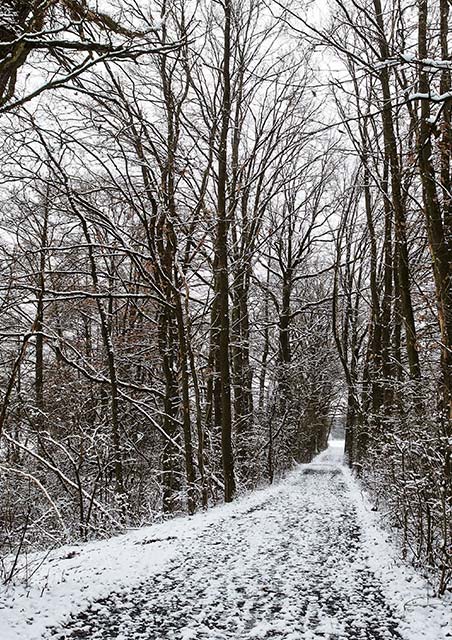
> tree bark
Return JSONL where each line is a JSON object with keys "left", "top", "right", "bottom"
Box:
{"left": 214, "top": 0, "right": 236, "bottom": 502}
{"left": 373, "top": 0, "right": 420, "bottom": 380}
{"left": 418, "top": 0, "right": 452, "bottom": 424}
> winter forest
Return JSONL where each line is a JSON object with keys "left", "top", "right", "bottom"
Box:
{"left": 0, "top": 0, "right": 451, "bottom": 638}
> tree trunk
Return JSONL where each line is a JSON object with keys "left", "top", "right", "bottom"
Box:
{"left": 373, "top": 0, "right": 420, "bottom": 379}
{"left": 418, "top": 0, "right": 452, "bottom": 424}
{"left": 231, "top": 268, "right": 253, "bottom": 468}
{"left": 214, "top": 0, "right": 235, "bottom": 502}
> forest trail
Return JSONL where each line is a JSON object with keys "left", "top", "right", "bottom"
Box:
{"left": 40, "top": 441, "right": 448, "bottom": 640}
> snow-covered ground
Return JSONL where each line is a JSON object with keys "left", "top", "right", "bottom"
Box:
{"left": 0, "top": 441, "right": 450, "bottom": 640}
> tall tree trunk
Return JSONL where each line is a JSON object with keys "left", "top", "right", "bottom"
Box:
{"left": 258, "top": 262, "right": 271, "bottom": 411}
{"left": 158, "top": 307, "right": 181, "bottom": 514}
{"left": 174, "top": 286, "right": 196, "bottom": 514}
{"left": 363, "top": 157, "right": 383, "bottom": 415}
{"left": 381, "top": 161, "right": 395, "bottom": 410}
{"left": 418, "top": 0, "right": 452, "bottom": 424}
{"left": 35, "top": 196, "right": 48, "bottom": 438}
{"left": 373, "top": 0, "right": 420, "bottom": 379}
{"left": 214, "top": 0, "right": 236, "bottom": 502}
{"left": 185, "top": 305, "right": 208, "bottom": 508}
{"left": 232, "top": 267, "right": 253, "bottom": 468}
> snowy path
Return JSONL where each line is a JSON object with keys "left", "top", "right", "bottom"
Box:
{"left": 38, "top": 442, "right": 449, "bottom": 640}
{"left": 1, "top": 441, "right": 450, "bottom": 640}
